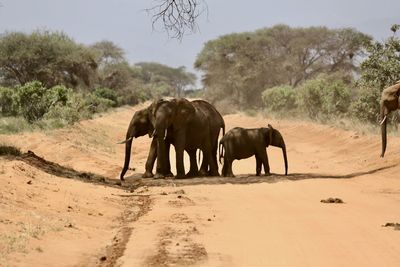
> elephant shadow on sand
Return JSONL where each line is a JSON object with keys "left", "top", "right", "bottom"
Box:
{"left": 122, "top": 164, "right": 396, "bottom": 187}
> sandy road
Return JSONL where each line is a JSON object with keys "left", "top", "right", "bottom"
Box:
{"left": 1, "top": 104, "right": 400, "bottom": 266}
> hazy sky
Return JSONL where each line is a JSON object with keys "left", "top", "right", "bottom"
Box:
{"left": 0, "top": 0, "right": 399, "bottom": 80}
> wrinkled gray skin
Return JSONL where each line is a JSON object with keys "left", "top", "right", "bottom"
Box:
{"left": 119, "top": 100, "right": 172, "bottom": 180}
{"left": 191, "top": 100, "right": 225, "bottom": 177}
{"left": 219, "top": 124, "right": 288, "bottom": 177}
{"left": 119, "top": 99, "right": 225, "bottom": 180}
{"left": 380, "top": 82, "right": 400, "bottom": 157}
{"left": 152, "top": 98, "right": 225, "bottom": 179}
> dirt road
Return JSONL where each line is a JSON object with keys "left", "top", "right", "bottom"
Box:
{"left": 1, "top": 104, "right": 400, "bottom": 266}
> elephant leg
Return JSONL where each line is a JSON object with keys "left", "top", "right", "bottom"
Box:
{"left": 186, "top": 149, "right": 199, "bottom": 177}
{"left": 199, "top": 149, "right": 208, "bottom": 175}
{"left": 163, "top": 142, "right": 174, "bottom": 177}
{"left": 143, "top": 138, "right": 157, "bottom": 178}
{"left": 209, "top": 141, "right": 220, "bottom": 176}
{"left": 222, "top": 159, "right": 227, "bottom": 177}
{"left": 155, "top": 135, "right": 167, "bottom": 179}
{"left": 225, "top": 156, "right": 235, "bottom": 177}
{"left": 198, "top": 148, "right": 209, "bottom": 176}
{"left": 259, "top": 150, "right": 270, "bottom": 175}
{"left": 174, "top": 132, "right": 186, "bottom": 179}
{"left": 255, "top": 155, "right": 262, "bottom": 176}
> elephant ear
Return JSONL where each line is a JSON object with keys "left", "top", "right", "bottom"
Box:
{"left": 173, "top": 98, "right": 195, "bottom": 125}
{"left": 267, "top": 124, "right": 274, "bottom": 147}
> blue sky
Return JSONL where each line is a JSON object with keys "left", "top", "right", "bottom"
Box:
{"left": 0, "top": 0, "right": 399, "bottom": 81}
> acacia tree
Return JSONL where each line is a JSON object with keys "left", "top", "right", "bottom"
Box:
{"left": 359, "top": 24, "right": 400, "bottom": 89}
{"left": 350, "top": 25, "right": 400, "bottom": 124}
{"left": 195, "top": 25, "right": 371, "bottom": 107}
{"left": 135, "top": 62, "right": 196, "bottom": 96}
{"left": 0, "top": 31, "right": 98, "bottom": 88}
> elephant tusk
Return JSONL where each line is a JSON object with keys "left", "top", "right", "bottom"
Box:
{"left": 380, "top": 115, "right": 387, "bottom": 125}
{"left": 117, "top": 136, "right": 133, "bottom": 144}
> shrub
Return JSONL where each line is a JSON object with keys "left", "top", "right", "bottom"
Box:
{"left": 262, "top": 86, "right": 297, "bottom": 113}
{"left": 350, "top": 86, "right": 381, "bottom": 123}
{"left": 297, "top": 77, "right": 351, "bottom": 120}
{"left": 0, "top": 87, "right": 18, "bottom": 116}
{"left": 84, "top": 93, "right": 115, "bottom": 114}
{"left": 93, "top": 87, "right": 118, "bottom": 107}
{"left": 45, "top": 85, "right": 70, "bottom": 106}
{"left": 15, "top": 81, "right": 49, "bottom": 122}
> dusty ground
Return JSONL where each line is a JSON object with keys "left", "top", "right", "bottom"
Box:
{"left": 1, "top": 103, "right": 400, "bottom": 266}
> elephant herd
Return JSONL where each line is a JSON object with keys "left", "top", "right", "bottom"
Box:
{"left": 119, "top": 98, "right": 288, "bottom": 180}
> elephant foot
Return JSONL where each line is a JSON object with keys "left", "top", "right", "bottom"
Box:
{"left": 164, "top": 172, "right": 174, "bottom": 177}
{"left": 186, "top": 170, "right": 199, "bottom": 177}
{"left": 209, "top": 170, "right": 220, "bottom": 177}
{"left": 142, "top": 171, "right": 154, "bottom": 178}
{"left": 264, "top": 172, "right": 271, "bottom": 176}
{"left": 198, "top": 169, "right": 208, "bottom": 177}
{"left": 256, "top": 173, "right": 261, "bottom": 176}
{"left": 154, "top": 173, "right": 166, "bottom": 179}
{"left": 175, "top": 173, "right": 185, "bottom": 179}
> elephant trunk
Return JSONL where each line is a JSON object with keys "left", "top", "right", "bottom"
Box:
{"left": 120, "top": 128, "right": 135, "bottom": 180}
{"left": 282, "top": 144, "right": 288, "bottom": 175}
{"left": 380, "top": 105, "right": 388, "bottom": 158}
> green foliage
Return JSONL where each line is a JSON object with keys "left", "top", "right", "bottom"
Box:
{"left": 0, "top": 87, "right": 19, "bottom": 116}
{"left": 296, "top": 77, "right": 351, "bottom": 120}
{"left": 196, "top": 24, "right": 371, "bottom": 109}
{"left": 16, "top": 81, "right": 50, "bottom": 122}
{"left": 84, "top": 93, "right": 115, "bottom": 114}
{"left": 353, "top": 25, "right": 400, "bottom": 124}
{"left": 262, "top": 86, "right": 297, "bottom": 113}
{"left": 93, "top": 87, "right": 118, "bottom": 107}
{"left": 135, "top": 62, "right": 196, "bottom": 97}
{"left": 359, "top": 25, "right": 400, "bottom": 89}
{"left": 349, "top": 86, "right": 381, "bottom": 123}
{"left": 0, "top": 30, "right": 97, "bottom": 88}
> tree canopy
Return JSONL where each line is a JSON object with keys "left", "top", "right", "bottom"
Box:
{"left": 0, "top": 31, "right": 98, "bottom": 88}
{"left": 359, "top": 24, "right": 400, "bottom": 89}
{"left": 195, "top": 24, "right": 371, "bottom": 107}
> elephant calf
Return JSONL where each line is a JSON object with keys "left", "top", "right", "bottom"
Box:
{"left": 219, "top": 124, "right": 288, "bottom": 177}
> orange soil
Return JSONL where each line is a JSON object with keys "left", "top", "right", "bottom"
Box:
{"left": 1, "top": 103, "right": 400, "bottom": 266}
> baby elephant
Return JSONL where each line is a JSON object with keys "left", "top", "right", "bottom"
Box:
{"left": 219, "top": 124, "right": 288, "bottom": 177}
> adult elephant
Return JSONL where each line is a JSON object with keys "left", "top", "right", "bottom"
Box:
{"left": 119, "top": 100, "right": 173, "bottom": 180}
{"left": 119, "top": 99, "right": 225, "bottom": 180}
{"left": 380, "top": 81, "right": 400, "bottom": 157}
{"left": 151, "top": 98, "right": 223, "bottom": 178}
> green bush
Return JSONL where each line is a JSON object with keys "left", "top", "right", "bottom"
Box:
{"left": 15, "top": 81, "right": 49, "bottom": 121}
{"left": 84, "top": 93, "right": 115, "bottom": 114}
{"left": 93, "top": 87, "right": 118, "bottom": 107}
{"left": 0, "top": 87, "right": 18, "bottom": 116}
{"left": 350, "top": 86, "right": 381, "bottom": 123}
{"left": 297, "top": 77, "right": 351, "bottom": 120}
{"left": 262, "top": 86, "right": 297, "bottom": 113}
{"left": 45, "top": 85, "right": 70, "bottom": 106}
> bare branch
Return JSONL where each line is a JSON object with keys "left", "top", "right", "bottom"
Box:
{"left": 146, "top": 0, "right": 208, "bottom": 40}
